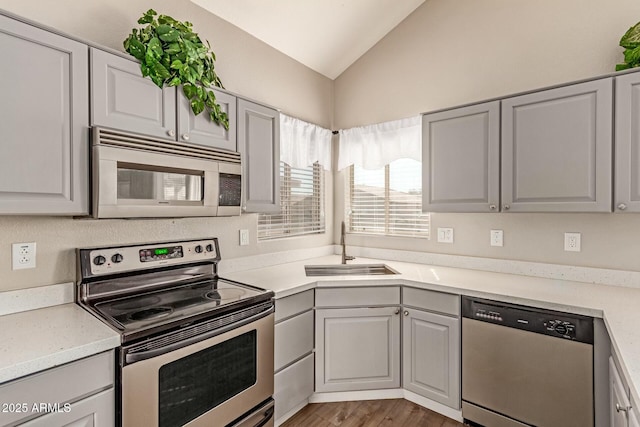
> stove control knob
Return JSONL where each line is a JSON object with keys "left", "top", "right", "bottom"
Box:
{"left": 206, "top": 244, "right": 214, "bottom": 253}
{"left": 111, "top": 253, "right": 123, "bottom": 263}
{"left": 194, "top": 245, "right": 203, "bottom": 253}
{"left": 93, "top": 255, "right": 106, "bottom": 266}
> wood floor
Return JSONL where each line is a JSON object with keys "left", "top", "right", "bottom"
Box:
{"left": 280, "top": 399, "right": 466, "bottom": 427}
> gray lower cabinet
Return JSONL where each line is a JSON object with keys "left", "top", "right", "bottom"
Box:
{"left": 91, "top": 47, "right": 236, "bottom": 150}
{"left": 274, "top": 290, "right": 314, "bottom": 423}
{"left": 402, "top": 287, "right": 460, "bottom": 410}
{"left": 501, "top": 78, "right": 613, "bottom": 212}
{"left": 630, "top": 407, "right": 640, "bottom": 427}
{"left": 0, "top": 351, "right": 114, "bottom": 427}
{"left": 615, "top": 71, "right": 640, "bottom": 213}
{"left": 0, "top": 14, "right": 89, "bottom": 215}
{"left": 422, "top": 101, "right": 500, "bottom": 213}
{"left": 610, "top": 356, "right": 632, "bottom": 427}
{"left": 315, "top": 306, "right": 401, "bottom": 392}
{"left": 238, "top": 98, "right": 280, "bottom": 213}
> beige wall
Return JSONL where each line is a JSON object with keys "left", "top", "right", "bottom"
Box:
{"left": 333, "top": 0, "right": 640, "bottom": 272}
{"left": 0, "top": 0, "right": 334, "bottom": 290}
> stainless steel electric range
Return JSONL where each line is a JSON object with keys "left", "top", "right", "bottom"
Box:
{"left": 77, "top": 238, "right": 275, "bottom": 427}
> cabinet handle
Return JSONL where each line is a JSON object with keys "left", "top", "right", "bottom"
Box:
{"left": 503, "top": 204, "right": 510, "bottom": 211}
{"left": 394, "top": 308, "right": 400, "bottom": 315}
{"left": 489, "top": 204, "right": 497, "bottom": 211}
{"left": 166, "top": 129, "right": 175, "bottom": 137}
{"left": 182, "top": 133, "right": 190, "bottom": 141}
{"left": 403, "top": 310, "right": 409, "bottom": 316}
{"left": 618, "top": 203, "right": 627, "bottom": 211}
{"left": 616, "top": 403, "right": 630, "bottom": 413}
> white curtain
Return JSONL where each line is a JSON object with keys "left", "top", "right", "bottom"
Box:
{"left": 337, "top": 116, "right": 421, "bottom": 170}
{"left": 280, "top": 114, "right": 332, "bottom": 170}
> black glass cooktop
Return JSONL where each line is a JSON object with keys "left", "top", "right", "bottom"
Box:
{"left": 94, "top": 278, "right": 263, "bottom": 331}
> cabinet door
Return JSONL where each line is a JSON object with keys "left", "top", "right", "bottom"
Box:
{"left": 274, "top": 353, "right": 314, "bottom": 422}
{"left": 615, "top": 72, "right": 640, "bottom": 213}
{"left": 177, "top": 88, "right": 237, "bottom": 150}
{"left": 422, "top": 101, "right": 500, "bottom": 213}
{"left": 315, "top": 307, "right": 400, "bottom": 392}
{"left": 630, "top": 409, "right": 640, "bottom": 427}
{"left": 91, "top": 48, "right": 176, "bottom": 140}
{"left": 502, "top": 79, "right": 612, "bottom": 212}
{"left": 0, "top": 15, "right": 89, "bottom": 215}
{"left": 21, "top": 389, "right": 114, "bottom": 427}
{"left": 610, "top": 357, "right": 630, "bottom": 427}
{"left": 237, "top": 98, "right": 280, "bottom": 213}
{"left": 402, "top": 308, "right": 460, "bottom": 409}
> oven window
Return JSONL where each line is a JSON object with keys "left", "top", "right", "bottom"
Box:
{"left": 117, "top": 167, "right": 203, "bottom": 202}
{"left": 158, "top": 330, "right": 257, "bottom": 427}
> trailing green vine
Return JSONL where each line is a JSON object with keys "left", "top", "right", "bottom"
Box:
{"left": 123, "top": 9, "right": 229, "bottom": 130}
{"left": 617, "top": 21, "right": 640, "bottom": 71}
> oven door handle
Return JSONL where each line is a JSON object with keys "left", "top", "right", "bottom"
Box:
{"left": 124, "top": 305, "right": 273, "bottom": 364}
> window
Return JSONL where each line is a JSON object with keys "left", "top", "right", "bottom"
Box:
{"left": 258, "top": 162, "right": 325, "bottom": 240}
{"left": 346, "top": 158, "right": 429, "bottom": 238}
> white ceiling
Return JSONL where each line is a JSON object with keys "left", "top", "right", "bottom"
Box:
{"left": 191, "top": 0, "right": 426, "bottom": 80}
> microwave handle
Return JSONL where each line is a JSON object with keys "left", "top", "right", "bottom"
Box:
{"left": 124, "top": 305, "right": 273, "bottom": 364}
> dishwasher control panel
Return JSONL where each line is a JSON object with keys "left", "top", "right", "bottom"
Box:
{"left": 462, "top": 296, "right": 593, "bottom": 344}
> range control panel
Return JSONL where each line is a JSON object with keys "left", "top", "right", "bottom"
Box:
{"left": 462, "top": 296, "right": 593, "bottom": 344}
{"left": 79, "top": 238, "right": 220, "bottom": 277}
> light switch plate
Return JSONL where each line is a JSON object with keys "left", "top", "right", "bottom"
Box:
{"left": 239, "top": 229, "right": 250, "bottom": 246}
{"left": 490, "top": 230, "right": 503, "bottom": 247}
{"left": 437, "top": 227, "right": 454, "bottom": 243}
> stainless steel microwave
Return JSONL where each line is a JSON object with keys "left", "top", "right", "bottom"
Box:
{"left": 92, "top": 127, "right": 242, "bottom": 218}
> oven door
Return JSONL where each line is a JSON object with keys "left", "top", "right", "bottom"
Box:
{"left": 121, "top": 311, "right": 274, "bottom": 427}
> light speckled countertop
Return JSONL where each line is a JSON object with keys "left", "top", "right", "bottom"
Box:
{"left": 0, "top": 303, "right": 120, "bottom": 384}
{"left": 224, "top": 254, "right": 640, "bottom": 408}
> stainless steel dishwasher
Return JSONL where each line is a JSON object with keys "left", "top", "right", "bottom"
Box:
{"left": 461, "top": 297, "right": 594, "bottom": 427}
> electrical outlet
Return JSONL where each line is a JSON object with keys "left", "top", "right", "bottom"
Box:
{"left": 239, "top": 229, "right": 250, "bottom": 246}
{"left": 12, "top": 242, "right": 36, "bottom": 270}
{"left": 490, "top": 230, "right": 504, "bottom": 247}
{"left": 564, "top": 232, "right": 581, "bottom": 252}
{"left": 437, "top": 227, "right": 454, "bottom": 244}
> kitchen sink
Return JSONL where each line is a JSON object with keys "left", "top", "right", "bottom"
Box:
{"left": 304, "top": 264, "right": 399, "bottom": 276}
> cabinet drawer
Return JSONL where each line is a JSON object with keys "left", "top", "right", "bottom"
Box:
{"left": 275, "top": 290, "right": 314, "bottom": 322}
{"left": 274, "top": 353, "right": 314, "bottom": 421}
{"left": 275, "top": 310, "right": 314, "bottom": 371}
{"left": 0, "top": 351, "right": 114, "bottom": 426}
{"left": 20, "top": 388, "right": 114, "bottom": 427}
{"left": 403, "top": 287, "right": 460, "bottom": 317}
{"left": 316, "top": 287, "right": 400, "bottom": 307}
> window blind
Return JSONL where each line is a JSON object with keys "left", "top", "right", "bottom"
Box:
{"left": 258, "top": 162, "right": 325, "bottom": 240}
{"left": 347, "top": 159, "right": 429, "bottom": 238}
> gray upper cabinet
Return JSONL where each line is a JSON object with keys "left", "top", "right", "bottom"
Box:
{"left": 91, "top": 48, "right": 176, "bottom": 140}
{"left": 615, "top": 72, "right": 640, "bottom": 213}
{"left": 501, "top": 78, "right": 613, "bottom": 212}
{"left": 0, "top": 14, "right": 89, "bottom": 215}
{"left": 91, "top": 47, "right": 238, "bottom": 151}
{"left": 238, "top": 98, "right": 280, "bottom": 213}
{"left": 177, "top": 87, "right": 237, "bottom": 150}
{"left": 422, "top": 101, "right": 500, "bottom": 213}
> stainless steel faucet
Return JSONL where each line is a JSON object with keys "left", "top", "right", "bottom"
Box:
{"left": 340, "top": 221, "right": 355, "bottom": 264}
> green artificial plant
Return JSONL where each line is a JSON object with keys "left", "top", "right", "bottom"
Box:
{"left": 616, "top": 21, "right": 640, "bottom": 71}
{"left": 123, "top": 9, "right": 229, "bottom": 129}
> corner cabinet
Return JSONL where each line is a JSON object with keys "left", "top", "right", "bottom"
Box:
{"left": 501, "top": 78, "right": 613, "bottom": 212}
{"left": 422, "top": 101, "right": 500, "bottom": 213}
{"left": 315, "top": 287, "right": 401, "bottom": 393}
{"left": 610, "top": 356, "right": 631, "bottom": 427}
{"left": 90, "top": 47, "right": 236, "bottom": 150}
{"left": 237, "top": 98, "right": 281, "bottom": 213}
{"left": 0, "top": 14, "right": 89, "bottom": 215}
{"left": 402, "top": 287, "right": 461, "bottom": 409}
{"left": 615, "top": 71, "right": 640, "bottom": 213}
